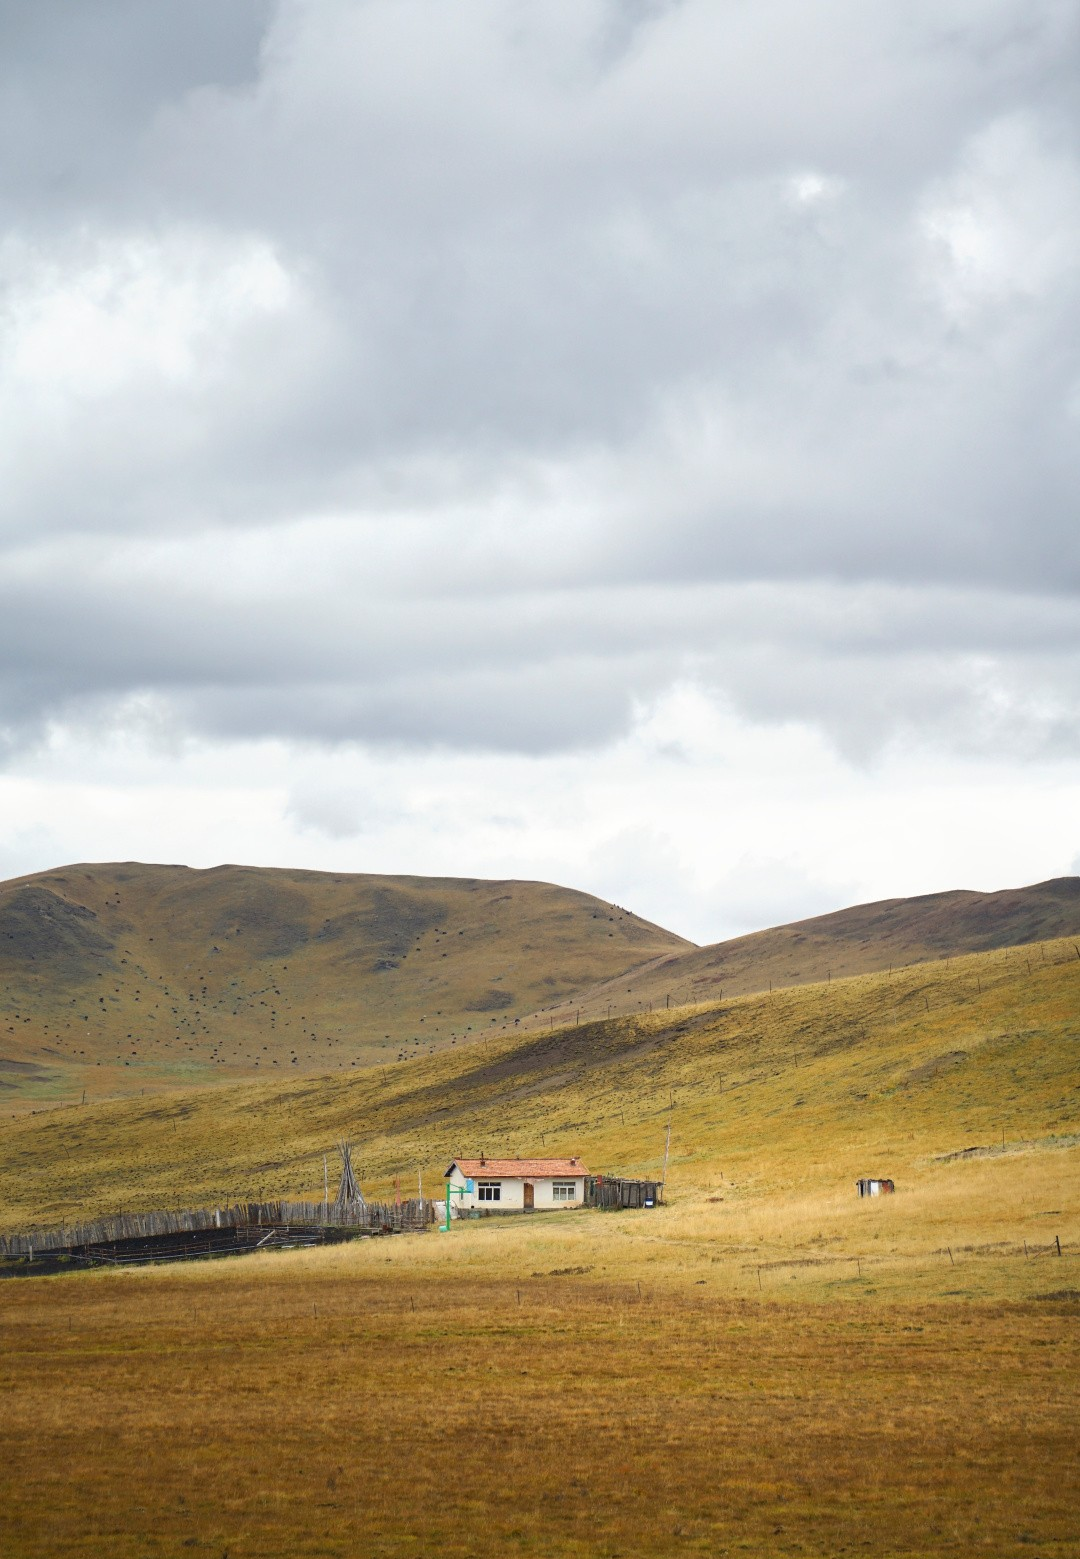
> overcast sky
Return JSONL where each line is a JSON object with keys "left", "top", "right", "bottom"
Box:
{"left": 1, "top": 0, "right": 1078, "bottom": 942}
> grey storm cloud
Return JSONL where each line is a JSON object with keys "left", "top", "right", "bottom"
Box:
{"left": 1, "top": 0, "right": 1079, "bottom": 758}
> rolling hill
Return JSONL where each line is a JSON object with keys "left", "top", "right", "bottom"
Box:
{"left": 3, "top": 936, "right": 1078, "bottom": 1559}
{"left": 0, "top": 861, "right": 690, "bottom": 1109}
{"left": 530, "top": 876, "right": 1080, "bottom": 1026}
{"left": 4, "top": 862, "right": 1079, "bottom": 1114}
{"left": 3, "top": 887, "right": 1077, "bottom": 1559}
{"left": 1, "top": 930, "right": 1077, "bottom": 1285}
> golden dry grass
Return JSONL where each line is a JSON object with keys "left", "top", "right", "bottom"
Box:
{"left": 1, "top": 938, "right": 1078, "bottom": 1555}
{"left": 1, "top": 1252, "right": 1078, "bottom": 1558}
{"left": 0, "top": 938, "right": 1077, "bottom": 1316}
{"left": 2, "top": 935, "right": 1077, "bottom": 1279}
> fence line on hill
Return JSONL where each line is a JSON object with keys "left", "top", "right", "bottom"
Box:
{"left": 0, "top": 1197, "right": 434, "bottom": 1259}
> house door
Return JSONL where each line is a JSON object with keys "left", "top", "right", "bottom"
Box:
{"left": 523, "top": 1182, "right": 534, "bottom": 1209}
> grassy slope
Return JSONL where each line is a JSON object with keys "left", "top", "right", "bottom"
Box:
{"left": 5, "top": 860, "right": 1076, "bottom": 1119}
{"left": 530, "top": 875, "right": 1080, "bottom": 1026}
{"left": 1, "top": 936, "right": 1078, "bottom": 1559}
{"left": 2, "top": 935, "right": 1077, "bottom": 1306}
{"left": 0, "top": 861, "right": 689, "bottom": 1109}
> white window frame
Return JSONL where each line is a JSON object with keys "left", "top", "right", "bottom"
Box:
{"left": 476, "top": 1180, "right": 501, "bottom": 1202}
{"left": 551, "top": 1180, "right": 578, "bottom": 1202}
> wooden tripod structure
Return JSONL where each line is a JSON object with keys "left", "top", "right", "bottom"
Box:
{"left": 333, "top": 1141, "right": 365, "bottom": 1211}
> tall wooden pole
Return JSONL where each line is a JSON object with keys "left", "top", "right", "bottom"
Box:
{"left": 661, "top": 1099, "right": 672, "bottom": 1196}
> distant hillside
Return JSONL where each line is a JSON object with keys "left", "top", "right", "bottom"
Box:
{"left": 529, "top": 877, "right": 1080, "bottom": 1026}
{"left": 0, "top": 862, "right": 690, "bottom": 1108}
{"left": 5, "top": 863, "right": 1077, "bottom": 1117}
{"left": 1, "top": 931, "right": 1077, "bottom": 1237}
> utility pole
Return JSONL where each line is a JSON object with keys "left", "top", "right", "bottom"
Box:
{"left": 661, "top": 1093, "right": 672, "bottom": 1198}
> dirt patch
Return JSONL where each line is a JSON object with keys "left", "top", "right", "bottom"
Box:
{"left": 935, "top": 1132, "right": 1080, "bottom": 1163}
{"left": 756, "top": 1256, "right": 835, "bottom": 1271}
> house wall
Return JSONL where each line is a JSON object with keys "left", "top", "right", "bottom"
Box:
{"left": 446, "top": 1166, "right": 585, "bottom": 1214}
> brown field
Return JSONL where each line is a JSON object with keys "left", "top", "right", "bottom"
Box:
{"left": 2, "top": 1248, "right": 1078, "bottom": 1558}
{"left": 1, "top": 932, "right": 1078, "bottom": 1556}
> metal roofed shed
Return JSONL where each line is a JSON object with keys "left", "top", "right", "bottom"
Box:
{"left": 856, "top": 1177, "right": 895, "bottom": 1197}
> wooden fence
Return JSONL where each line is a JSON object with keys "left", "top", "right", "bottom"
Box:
{"left": 1, "top": 1178, "right": 661, "bottom": 1260}
{"left": 0, "top": 1197, "right": 435, "bottom": 1259}
{"left": 585, "top": 1176, "right": 662, "bottom": 1210}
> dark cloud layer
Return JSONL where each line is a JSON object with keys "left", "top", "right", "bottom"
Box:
{"left": 2, "top": 0, "right": 1079, "bottom": 760}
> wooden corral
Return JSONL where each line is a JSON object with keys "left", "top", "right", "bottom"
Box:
{"left": 0, "top": 1197, "right": 435, "bottom": 1266}
{"left": 585, "top": 1176, "right": 662, "bottom": 1209}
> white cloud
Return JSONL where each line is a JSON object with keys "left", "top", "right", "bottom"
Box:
{"left": 786, "top": 171, "right": 846, "bottom": 207}
{"left": 1, "top": 231, "right": 291, "bottom": 393}
{"left": 1, "top": 687, "right": 1077, "bottom": 943}
{"left": 920, "top": 115, "right": 1080, "bottom": 319}
{"left": 0, "top": 0, "right": 1077, "bottom": 933}
{"left": 0, "top": 227, "right": 326, "bottom": 537}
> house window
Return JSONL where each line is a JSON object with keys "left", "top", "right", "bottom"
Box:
{"left": 477, "top": 1180, "right": 501, "bottom": 1202}
{"left": 551, "top": 1181, "right": 577, "bottom": 1202}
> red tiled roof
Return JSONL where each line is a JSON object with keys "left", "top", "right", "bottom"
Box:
{"left": 445, "top": 1158, "right": 588, "bottom": 1179}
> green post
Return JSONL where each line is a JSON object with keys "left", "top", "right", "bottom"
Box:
{"left": 440, "top": 1178, "right": 474, "bottom": 1232}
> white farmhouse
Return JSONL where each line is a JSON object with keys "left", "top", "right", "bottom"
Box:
{"left": 444, "top": 1156, "right": 588, "bottom": 1214}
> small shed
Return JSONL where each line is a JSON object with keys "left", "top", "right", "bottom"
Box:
{"left": 445, "top": 1157, "right": 588, "bottom": 1214}
{"left": 856, "top": 1177, "right": 895, "bottom": 1197}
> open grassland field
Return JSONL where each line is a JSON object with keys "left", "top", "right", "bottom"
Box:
{"left": 1, "top": 932, "right": 1078, "bottom": 1556}
{"left": 0, "top": 862, "right": 688, "bottom": 1111}
{"left": 1, "top": 937, "right": 1077, "bottom": 1295}
{"left": 536, "top": 875, "right": 1080, "bottom": 1026}
{"left": 2, "top": 1257, "right": 1078, "bottom": 1559}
